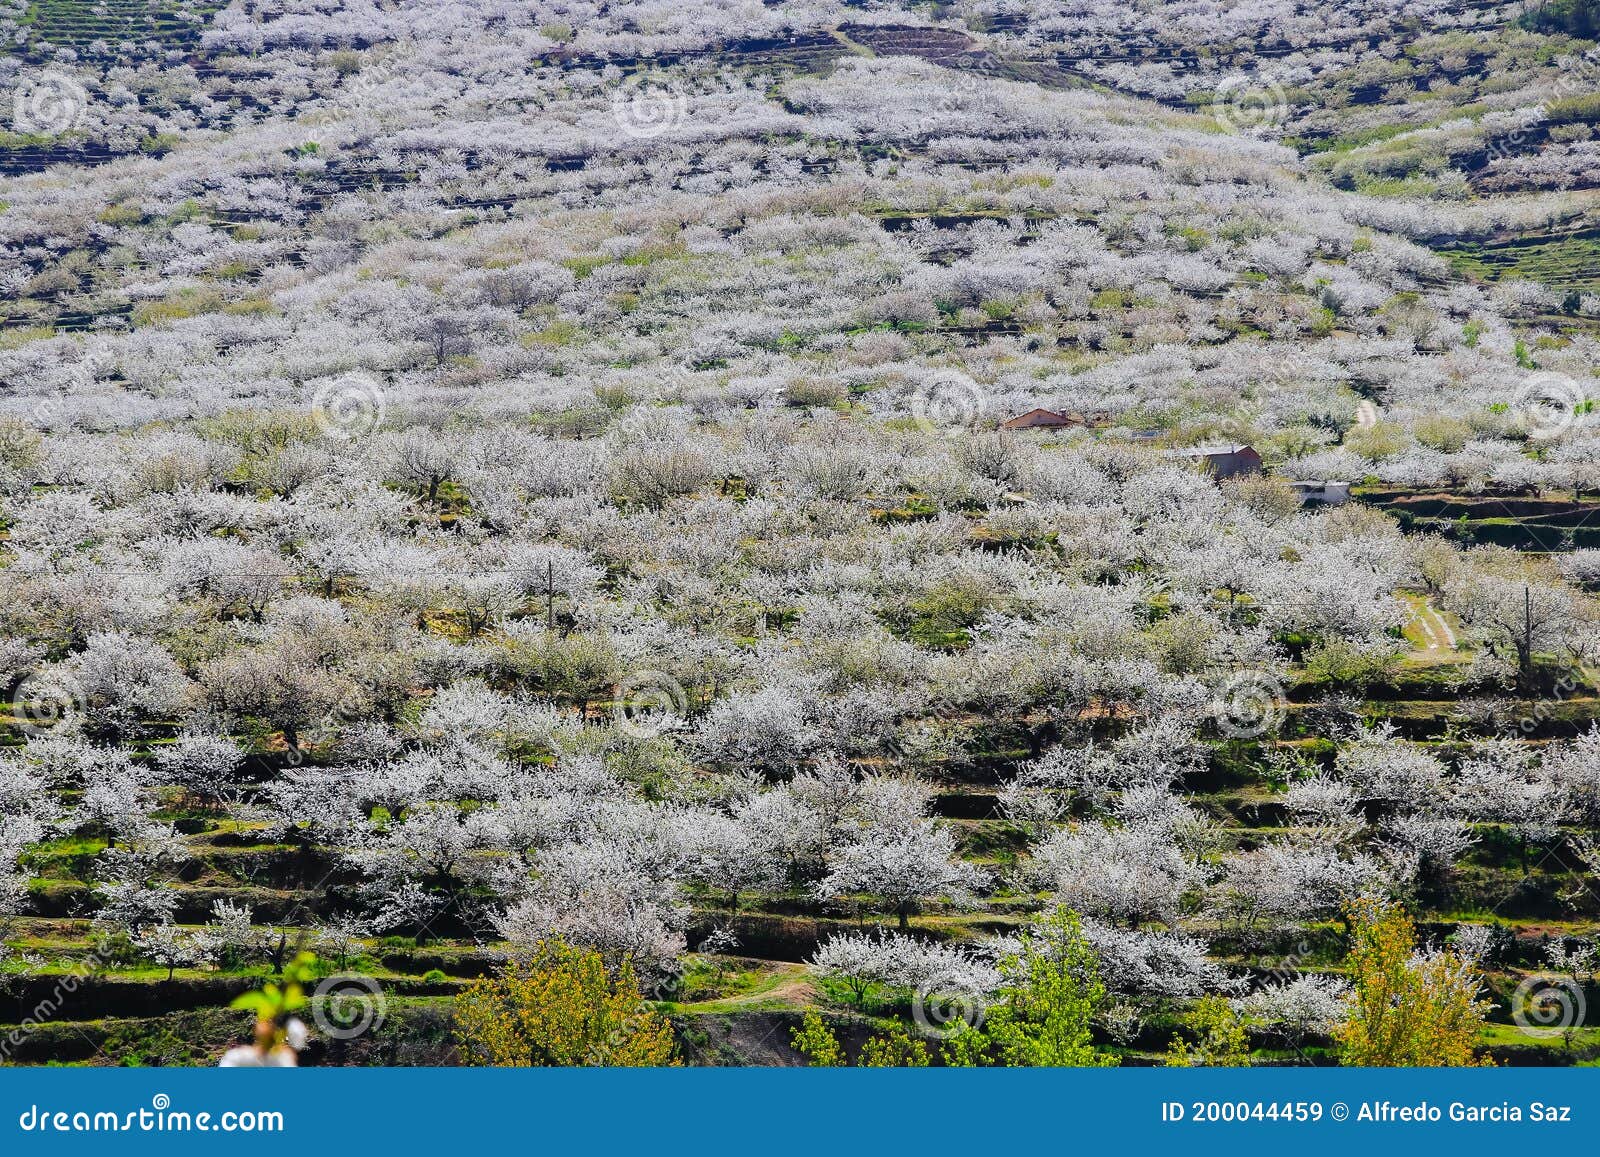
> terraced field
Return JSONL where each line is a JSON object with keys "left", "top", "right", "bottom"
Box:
{"left": 3, "top": 0, "right": 1600, "bottom": 1071}
{"left": 1, "top": 541, "right": 1596, "bottom": 1068}
{"left": 1440, "top": 231, "right": 1600, "bottom": 297}
{"left": 14, "top": 0, "right": 220, "bottom": 57}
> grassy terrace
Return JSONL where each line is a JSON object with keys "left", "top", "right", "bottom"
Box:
{"left": 2, "top": 476, "right": 1598, "bottom": 1065}
{"left": 4, "top": 610, "right": 1597, "bottom": 1066}
{"left": 1440, "top": 232, "right": 1600, "bottom": 297}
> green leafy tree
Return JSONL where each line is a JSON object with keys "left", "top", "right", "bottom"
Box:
{"left": 982, "top": 907, "right": 1118, "bottom": 1068}
{"left": 938, "top": 1021, "right": 993, "bottom": 1067}
{"left": 858, "top": 1023, "right": 930, "bottom": 1067}
{"left": 790, "top": 1012, "right": 933, "bottom": 1068}
{"left": 790, "top": 1010, "right": 846, "bottom": 1067}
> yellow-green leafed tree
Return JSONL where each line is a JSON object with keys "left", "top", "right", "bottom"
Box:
{"left": 454, "top": 939, "right": 677, "bottom": 1066}
{"left": 1163, "top": 995, "right": 1252, "bottom": 1067}
{"left": 790, "top": 1010, "right": 847, "bottom": 1067}
{"left": 1335, "top": 898, "right": 1492, "bottom": 1067}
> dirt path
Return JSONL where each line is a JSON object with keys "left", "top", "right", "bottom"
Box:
{"left": 1414, "top": 597, "right": 1458, "bottom": 652}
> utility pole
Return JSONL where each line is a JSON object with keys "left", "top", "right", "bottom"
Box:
{"left": 1523, "top": 583, "right": 1533, "bottom": 686}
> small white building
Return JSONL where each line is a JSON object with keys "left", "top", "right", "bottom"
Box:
{"left": 1290, "top": 480, "right": 1351, "bottom": 506}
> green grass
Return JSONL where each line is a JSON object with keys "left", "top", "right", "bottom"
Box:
{"left": 19, "top": 0, "right": 224, "bottom": 54}
{"left": 1440, "top": 234, "right": 1600, "bottom": 296}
